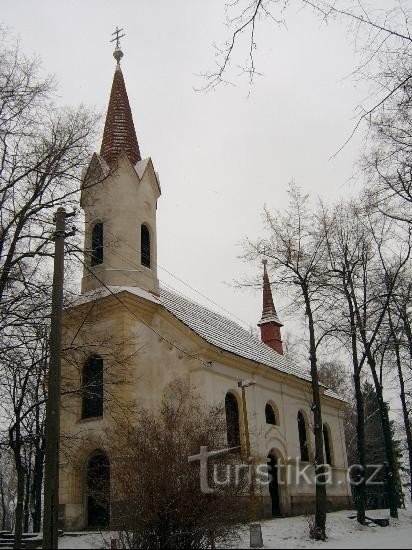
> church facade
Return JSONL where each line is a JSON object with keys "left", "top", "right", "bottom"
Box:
{"left": 59, "top": 43, "right": 352, "bottom": 531}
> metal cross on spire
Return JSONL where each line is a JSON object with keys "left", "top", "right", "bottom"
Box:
{"left": 110, "top": 26, "right": 125, "bottom": 49}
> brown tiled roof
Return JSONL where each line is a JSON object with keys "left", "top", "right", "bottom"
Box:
{"left": 100, "top": 65, "right": 141, "bottom": 167}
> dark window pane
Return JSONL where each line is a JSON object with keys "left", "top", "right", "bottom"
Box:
{"left": 141, "top": 224, "right": 151, "bottom": 268}
{"left": 323, "top": 424, "right": 333, "bottom": 465}
{"left": 265, "top": 403, "right": 277, "bottom": 425}
{"left": 298, "top": 411, "right": 309, "bottom": 462}
{"left": 91, "top": 223, "right": 104, "bottom": 266}
{"left": 225, "top": 393, "right": 240, "bottom": 449}
{"left": 82, "top": 356, "right": 103, "bottom": 419}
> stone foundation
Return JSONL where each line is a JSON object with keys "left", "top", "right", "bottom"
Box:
{"left": 290, "top": 495, "right": 354, "bottom": 516}
{"left": 259, "top": 494, "right": 353, "bottom": 519}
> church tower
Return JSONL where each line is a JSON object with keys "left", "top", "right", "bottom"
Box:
{"left": 80, "top": 41, "right": 161, "bottom": 296}
{"left": 258, "top": 259, "right": 284, "bottom": 354}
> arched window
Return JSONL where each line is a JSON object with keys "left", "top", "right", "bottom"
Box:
{"left": 87, "top": 451, "right": 110, "bottom": 528}
{"left": 225, "top": 393, "right": 241, "bottom": 450}
{"left": 297, "top": 411, "right": 309, "bottom": 462}
{"left": 91, "top": 223, "right": 103, "bottom": 266}
{"left": 82, "top": 356, "right": 103, "bottom": 419}
{"left": 323, "top": 424, "right": 333, "bottom": 466}
{"left": 265, "top": 403, "right": 277, "bottom": 425}
{"left": 141, "top": 224, "right": 151, "bottom": 268}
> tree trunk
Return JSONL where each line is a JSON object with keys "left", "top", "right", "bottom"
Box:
{"left": 346, "top": 267, "right": 399, "bottom": 519}
{"left": 344, "top": 282, "right": 367, "bottom": 524}
{"left": 13, "top": 458, "right": 25, "bottom": 550}
{"left": 353, "top": 373, "right": 367, "bottom": 523}
{"left": 303, "top": 285, "right": 327, "bottom": 540}
{"left": 368, "top": 357, "right": 399, "bottom": 518}
{"left": 389, "top": 312, "right": 412, "bottom": 501}
{"left": 0, "top": 473, "right": 7, "bottom": 531}
{"left": 23, "top": 464, "right": 31, "bottom": 533}
{"left": 31, "top": 438, "right": 45, "bottom": 533}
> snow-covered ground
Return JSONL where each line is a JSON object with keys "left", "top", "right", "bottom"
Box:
{"left": 226, "top": 508, "right": 412, "bottom": 549}
{"left": 57, "top": 509, "right": 412, "bottom": 549}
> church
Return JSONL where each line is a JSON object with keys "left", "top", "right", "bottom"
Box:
{"left": 59, "top": 39, "right": 352, "bottom": 531}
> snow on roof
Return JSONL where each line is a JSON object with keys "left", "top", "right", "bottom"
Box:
{"left": 159, "top": 287, "right": 343, "bottom": 402}
{"left": 68, "top": 285, "right": 343, "bottom": 403}
{"left": 159, "top": 286, "right": 306, "bottom": 378}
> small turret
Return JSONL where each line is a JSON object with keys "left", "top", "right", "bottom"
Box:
{"left": 258, "top": 259, "right": 284, "bottom": 355}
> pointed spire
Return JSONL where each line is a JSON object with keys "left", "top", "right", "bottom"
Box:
{"left": 258, "top": 259, "right": 284, "bottom": 355}
{"left": 100, "top": 42, "right": 141, "bottom": 167}
{"left": 261, "top": 259, "right": 281, "bottom": 322}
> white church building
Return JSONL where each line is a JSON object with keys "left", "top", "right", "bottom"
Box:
{"left": 58, "top": 40, "right": 352, "bottom": 531}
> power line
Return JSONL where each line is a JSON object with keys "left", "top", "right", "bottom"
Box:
{"left": 75, "top": 225, "right": 255, "bottom": 330}
{"left": 66, "top": 245, "right": 209, "bottom": 368}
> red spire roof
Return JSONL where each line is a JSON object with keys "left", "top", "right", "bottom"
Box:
{"left": 260, "top": 260, "right": 282, "bottom": 324}
{"left": 100, "top": 59, "right": 141, "bottom": 167}
{"left": 258, "top": 260, "right": 284, "bottom": 355}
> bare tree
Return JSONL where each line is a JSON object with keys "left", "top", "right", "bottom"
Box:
{"left": 382, "top": 271, "right": 412, "bottom": 500}
{"left": 0, "top": 321, "right": 47, "bottom": 547}
{"left": 363, "top": 63, "right": 412, "bottom": 224}
{"left": 244, "top": 183, "right": 329, "bottom": 539}
{"left": 204, "top": 1, "right": 411, "bottom": 94}
{"left": 0, "top": 31, "right": 99, "bottom": 545}
{"left": 109, "top": 379, "right": 247, "bottom": 549}
{"left": 322, "top": 199, "right": 411, "bottom": 519}
{"left": 203, "top": 1, "right": 412, "bottom": 164}
{"left": 0, "top": 31, "right": 98, "bottom": 340}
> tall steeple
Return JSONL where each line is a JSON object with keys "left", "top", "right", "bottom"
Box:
{"left": 81, "top": 29, "right": 160, "bottom": 296}
{"left": 258, "top": 259, "right": 284, "bottom": 355}
{"left": 100, "top": 37, "right": 141, "bottom": 167}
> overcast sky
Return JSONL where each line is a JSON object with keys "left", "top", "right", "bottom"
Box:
{"left": 3, "top": 0, "right": 368, "bottom": 336}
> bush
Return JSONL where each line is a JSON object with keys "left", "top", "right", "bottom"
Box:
{"left": 109, "top": 379, "right": 248, "bottom": 549}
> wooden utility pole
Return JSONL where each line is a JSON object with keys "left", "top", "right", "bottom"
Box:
{"left": 238, "top": 380, "right": 256, "bottom": 520}
{"left": 43, "top": 207, "right": 67, "bottom": 550}
{"left": 238, "top": 379, "right": 263, "bottom": 549}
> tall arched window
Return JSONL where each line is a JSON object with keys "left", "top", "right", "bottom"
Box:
{"left": 82, "top": 356, "right": 103, "bottom": 419}
{"left": 87, "top": 451, "right": 110, "bottom": 528}
{"left": 323, "top": 424, "right": 333, "bottom": 466}
{"left": 225, "top": 393, "right": 240, "bottom": 449}
{"left": 265, "top": 403, "right": 277, "bottom": 425}
{"left": 141, "top": 224, "right": 151, "bottom": 268}
{"left": 91, "top": 223, "right": 103, "bottom": 266}
{"left": 297, "top": 411, "right": 309, "bottom": 462}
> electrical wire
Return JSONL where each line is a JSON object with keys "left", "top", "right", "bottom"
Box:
{"left": 75, "top": 225, "right": 255, "bottom": 330}
{"left": 66, "top": 244, "right": 210, "bottom": 368}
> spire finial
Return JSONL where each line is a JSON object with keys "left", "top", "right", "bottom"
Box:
{"left": 100, "top": 26, "right": 141, "bottom": 166}
{"left": 111, "top": 26, "right": 125, "bottom": 65}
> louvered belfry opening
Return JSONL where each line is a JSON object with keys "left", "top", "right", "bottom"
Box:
{"left": 100, "top": 65, "right": 141, "bottom": 167}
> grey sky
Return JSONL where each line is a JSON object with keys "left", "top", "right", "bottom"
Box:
{"left": 3, "top": 0, "right": 367, "bottom": 334}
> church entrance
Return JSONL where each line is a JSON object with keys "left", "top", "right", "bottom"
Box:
{"left": 86, "top": 451, "right": 110, "bottom": 528}
{"left": 268, "top": 453, "right": 281, "bottom": 517}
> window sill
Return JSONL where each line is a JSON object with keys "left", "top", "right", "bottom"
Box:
{"left": 78, "top": 415, "right": 103, "bottom": 424}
